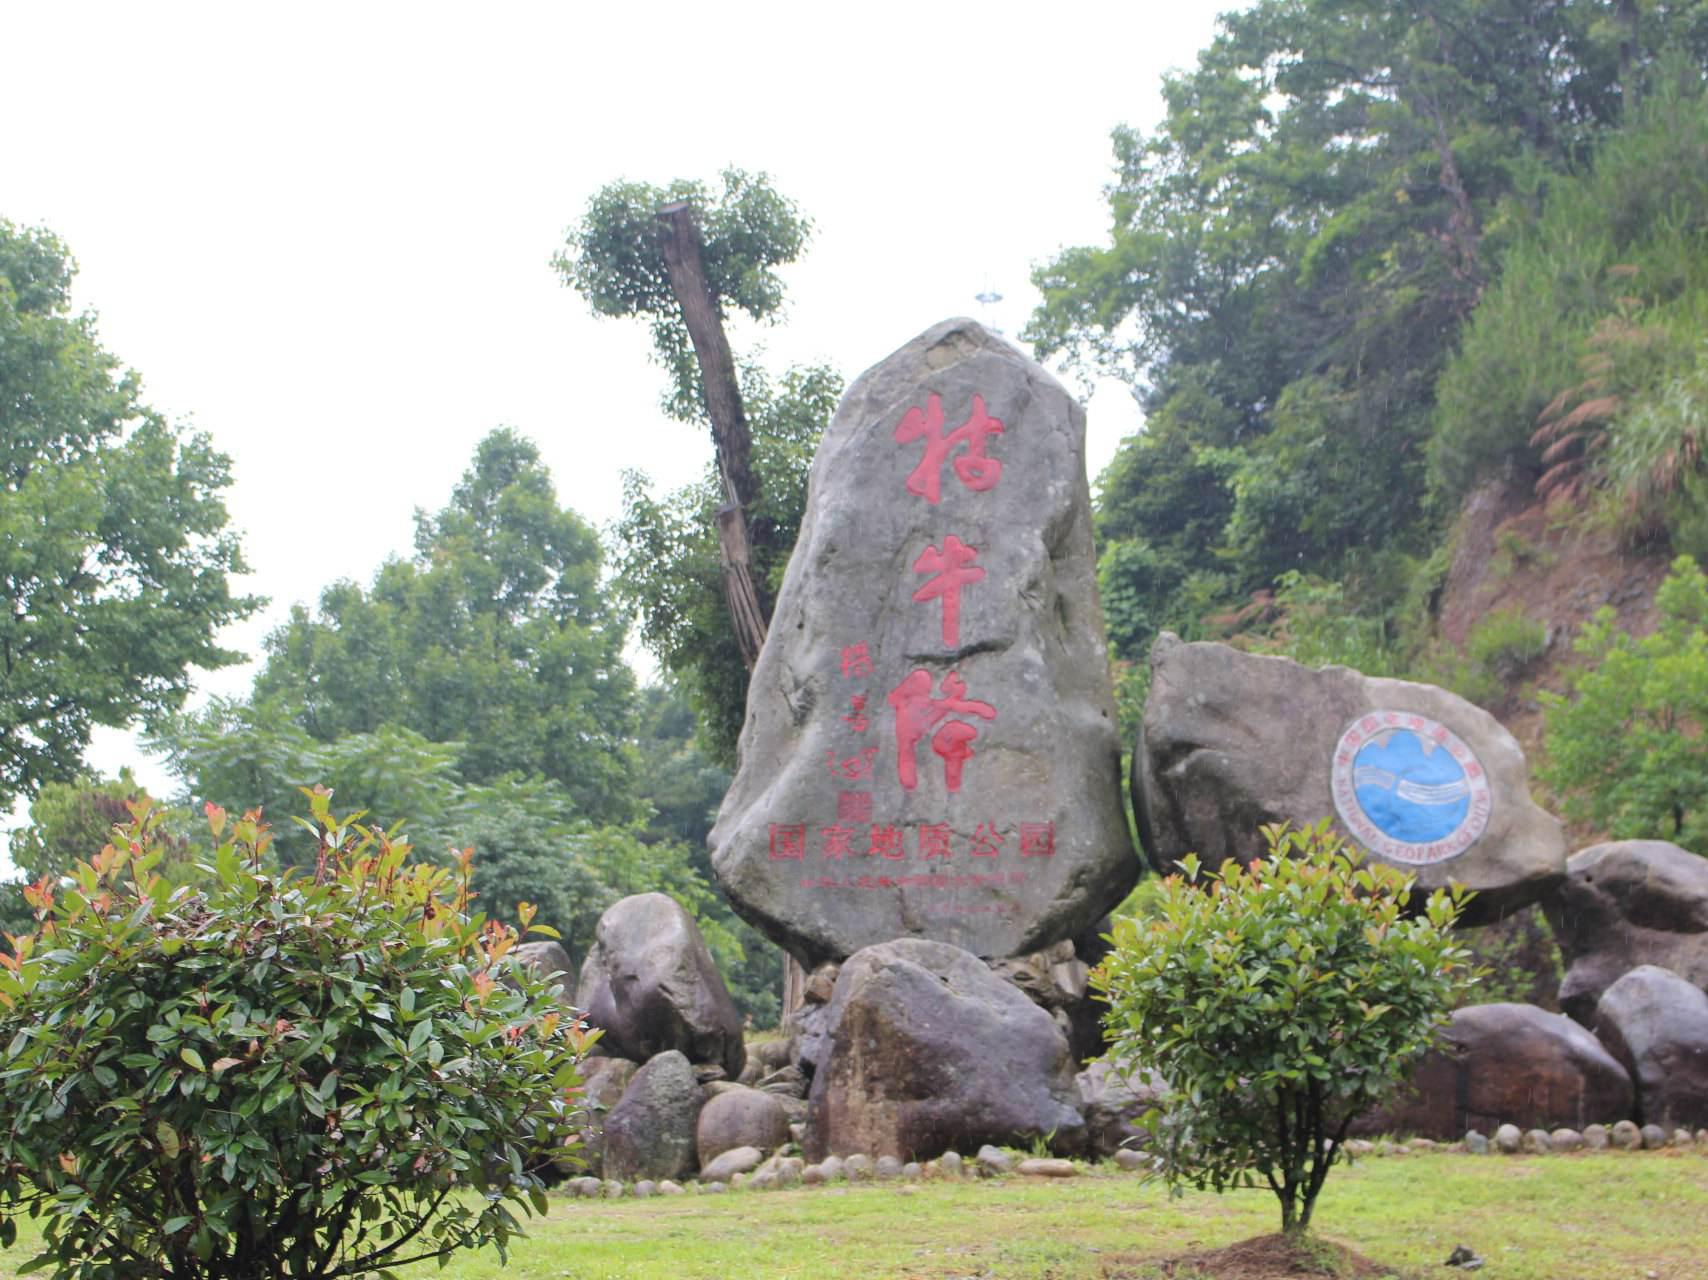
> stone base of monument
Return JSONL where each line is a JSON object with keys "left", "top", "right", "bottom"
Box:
{"left": 802, "top": 938, "right": 1088, "bottom": 1162}
{"left": 1545, "top": 839, "right": 1708, "bottom": 1023}
{"left": 1594, "top": 965, "right": 1708, "bottom": 1132}
{"left": 1353, "top": 1003, "right": 1634, "bottom": 1139}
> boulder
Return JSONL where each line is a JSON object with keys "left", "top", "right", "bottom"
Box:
{"left": 1544, "top": 841, "right": 1708, "bottom": 1023}
{"left": 1593, "top": 966, "right": 1708, "bottom": 1131}
{"left": 564, "top": 1055, "right": 638, "bottom": 1176}
{"left": 600, "top": 1050, "right": 703, "bottom": 1183}
{"left": 512, "top": 940, "right": 578, "bottom": 998}
{"left": 1076, "top": 1058, "right": 1167, "bottom": 1157}
{"left": 1357, "top": 1003, "right": 1633, "bottom": 1138}
{"left": 1134, "top": 637, "right": 1565, "bottom": 924}
{"left": 804, "top": 938, "right": 1086, "bottom": 1162}
{"left": 698, "top": 1145, "right": 762, "bottom": 1184}
{"left": 576, "top": 893, "right": 745, "bottom": 1079}
{"left": 1612, "top": 1119, "right": 1642, "bottom": 1150}
{"left": 710, "top": 318, "right": 1139, "bottom": 967}
{"left": 990, "top": 936, "right": 1108, "bottom": 1063}
{"left": 696, "top": 1086, "right": 791, "bottom": 1166}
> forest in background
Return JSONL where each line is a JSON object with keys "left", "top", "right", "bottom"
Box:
{"left": 7, "top": 0, "right": 1708, "bottom": 1024}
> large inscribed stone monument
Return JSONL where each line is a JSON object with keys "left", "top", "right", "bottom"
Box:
{"left": 710, "top": 318, "right": 1137, "bottom": 966}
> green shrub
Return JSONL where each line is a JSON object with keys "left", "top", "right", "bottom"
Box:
{"left": 0, "top": 791, "right": 591, "bottom": 1279}
{"left": 1540, "top": 554, "right": 1708, "bottom": 849}
{"left": 1465, "top": 608, "right": 1549, "bottom": 682}
{"left": 1093, "top": 821, "right": 1475, "bottom": 1236}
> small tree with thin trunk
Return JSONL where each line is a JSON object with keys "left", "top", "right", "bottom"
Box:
{"left": 1094, "top": 820, "right": 1476, "bottom": 1236}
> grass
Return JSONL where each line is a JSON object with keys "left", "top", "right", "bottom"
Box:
{"left": 3, "top": 1152, "right": 1706, "bottom": 1279}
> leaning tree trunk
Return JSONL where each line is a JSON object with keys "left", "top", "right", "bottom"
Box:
{"left": 655, "top": 200, "right": 806, "bottom": 1025}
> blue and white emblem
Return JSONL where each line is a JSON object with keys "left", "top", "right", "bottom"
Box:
{"left": 1330, "top": 712, "right": 1492, "bottom": 865}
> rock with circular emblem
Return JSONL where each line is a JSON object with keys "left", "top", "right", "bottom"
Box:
{"left": 1133, "top": 636, "right": 1566, "bottom": 924}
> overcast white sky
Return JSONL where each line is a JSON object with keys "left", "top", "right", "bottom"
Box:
{"left": 2, "top": 1, "right": 1228, "bottom": 860}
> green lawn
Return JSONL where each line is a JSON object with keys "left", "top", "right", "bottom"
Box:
{"left": 4, "top": 1152, "right": 1706, "bottom": 1279}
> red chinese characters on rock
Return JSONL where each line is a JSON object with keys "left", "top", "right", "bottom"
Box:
{"left": 824, "top": 745, "right": 880, "bottom": 782}
{"left": 911, "top": 535, "right": 984, "bottom": 648}
{"left": 893, "top": 393, "right": 1004, "bottom": 504}
{"left": 840, "top": 643, "right": 874, "bottom": 679}
{"left": 886, "top": 669, "right": 997, "bottom": 792}
{"left": 769, "top": 824, "right": 806, "bottom": 861}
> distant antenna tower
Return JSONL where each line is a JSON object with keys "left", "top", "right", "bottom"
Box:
{"left": 974, "top": 285, "right": 1004, "bottom": 334}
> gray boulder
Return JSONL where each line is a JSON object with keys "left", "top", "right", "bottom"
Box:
{"left": 1545, "top": 841, "right": 1708, "bottom": 1023}
{"left": 600, "top": 1050, "right": 703, "bottom": 1183}
{"left": 696, "top": 1085, "right": 790, "bottom": 1167}
{"left": 1134, "top": 636, "right": 1565, "bottom": 924}
{"left": 804, "top": 938, "right": 1085, "bottom": 1162}
{"left": 512, "top": 940, "right": 578, "bottom": 999}
{"left": 991, "top": 934, "right": 1109, "bottom": 1063}
{"left": 1356, "top": 1003, "right": 1633, "bottom": 1138}
{"left": 576, "top": 893, "right": 745, "bottom": 1079}
{"left": 698, "top": 1145, "right": 762, "bottom": 1184}
{"left": 709, "top": 318, "right": 1138, "bottom": 967}
{"left": 1076, "top": 1058, "right": 1167, "bottom": 1157}
{"left": 1593, "top": 965, "right": 1708, "bottom": 1131}
{"left": 562, "top": 1055, "right": 638, "bottom": 1176}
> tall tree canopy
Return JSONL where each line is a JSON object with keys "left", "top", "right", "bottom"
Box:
{"left": 560, "top": 171, "right": 839, "bottom": 761}
{"left": 0, "top": 221, "right": 258, "bottom": 808}
{"left": 1027, "top": 0, "right": 1708, "bottom": 661}
{"left": 246, "top": 428, "right": 640, "bottom": 823}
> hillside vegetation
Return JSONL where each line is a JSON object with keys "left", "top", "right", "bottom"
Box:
{"left": 1029, "top": 1, "right": 1708, "bottom": 853}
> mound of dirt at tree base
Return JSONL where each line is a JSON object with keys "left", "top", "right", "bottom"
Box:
{"left": 1437, "top": 478, "right": 1672, "bottom": 760}
{"left": 1101, "top": 1233, "right": 1409, "bottom": 1279}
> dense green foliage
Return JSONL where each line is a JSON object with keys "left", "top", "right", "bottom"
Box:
{"left": 242, "top": 429, "right": 639, "bottom": 825}
{"left": 554, "top": 169, "right": 811, "bottom": 423}
{"left": 8, "top": 772, "right": 189, "bottom": 886}
{"left": 143, "top": 431, "right": 783, "bottom": 1023}
{"left": 1432, "top": 81, "right": 1708, "bottom": 510}
{"left": 1540, "top": 554, "right": 1708, "bottom": 847}
{"left": 1028, "top": 1, "right": 1708, "bottom": 664}
{"left": 0, "top": 793, "right": 589, "bottom": 1278}
{"left": 1095, "top": 822, "right": 1475, "bottom": 1236}
{"left": 612, "top": 364, "right": 841, "bottom": 762}
{"left": 146, "top": 712, "right": 720, "bottom": 974}
{"left": 0, "top": 223, "right": 259, "bottom": 809}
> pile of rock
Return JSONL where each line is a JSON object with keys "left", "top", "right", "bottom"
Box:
{"left": 1468, "top": 1121, "right": 1708, "bottom": 1154}
{"left": 516, "top": 893, "right": 796, "bottom": 1184}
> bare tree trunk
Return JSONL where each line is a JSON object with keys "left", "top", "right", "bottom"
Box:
{"left": 1617, "top": 0, "right": 1641, "bottom": 115}
{"left": 655, "top": 201, "right": 805, "bottom": 1027}
{"left": 655, "top": 202, "right": 771, "bottom": 670}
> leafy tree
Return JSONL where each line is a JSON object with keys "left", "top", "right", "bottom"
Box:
{"left": 0, "top": 793, "right": 591, "bottom": 1278}
{"left": 612, "top": 363, "right": 842, "bottom": 761}
{"left": 1540, "top": 554, "right": 1708, "bottom": 849}
{"left": 148, "top": 704, "right": 715, "bottom": 970}
{"left": 0, "top": 222, "right": 259, "bottom": 809}
{"left": 555, "top": 168, "right": 811, "bottom": 423}
{"left": 9, "top": 770, "right": 184, "bottom": 883}
{"left": 247, "top": 428, "right": 639, "bottom": 824}
{"left": 1027, "top": 1, "right": 1704, "bottom": 662}
{"left": 559, "top": 169, "right": 839, "bottom": 762}
{"left": 1094, "top": 821, "right": 1475, "bottom": 1236}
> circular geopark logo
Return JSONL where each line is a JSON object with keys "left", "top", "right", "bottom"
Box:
{"left": 1330, "top": 712, "right": 1492, "bottom": 866}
